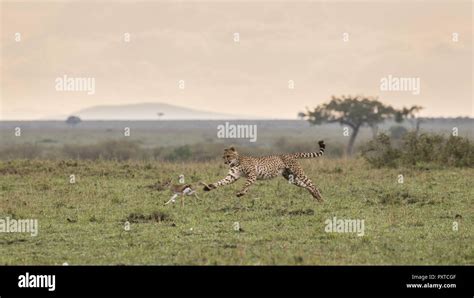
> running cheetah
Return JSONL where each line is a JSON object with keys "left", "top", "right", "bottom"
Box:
{"left": 202, "top": 140, "right": 326, "bottom": 201}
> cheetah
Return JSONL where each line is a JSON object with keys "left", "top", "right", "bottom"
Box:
{"left": 202, "top": 140, "right": 326, "bottom": 201}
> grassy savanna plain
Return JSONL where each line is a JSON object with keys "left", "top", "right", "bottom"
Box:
{"left": 0, "top": 158, "right": 472, "bottom": 265}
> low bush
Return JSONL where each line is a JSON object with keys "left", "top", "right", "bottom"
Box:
{"left": 360, "top": 134, "right": 400, "bottom": 168}
{"left": 361, "top": 132, "right": 473, "bottom": 168}
{"left": 63, "top": 140, "right": 142, "bottom": 161}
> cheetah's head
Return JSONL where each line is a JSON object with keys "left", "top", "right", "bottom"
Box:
{"left": 223, "top": 147, "right": 239, "bottom": 166}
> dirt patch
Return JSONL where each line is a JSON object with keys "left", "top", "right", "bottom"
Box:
{"left": 0, "top": 238, "right": 28, "bottom": 245}
{"left": 126, "top": 211, "right": 171, "bottom": 223}
{"left": 276, "top": 208, "right": 315, "bottom": 216}
{"left": 0, "top": 166, "right": 21, "bottom": 175}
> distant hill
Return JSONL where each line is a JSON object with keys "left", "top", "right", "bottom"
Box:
{"left": 71, "top": 102, "right": 253, "bottom": 120}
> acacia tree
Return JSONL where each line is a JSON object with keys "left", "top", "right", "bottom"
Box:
{"left": 66, "top": 115, "right": 82, "bottom": 127}
{"left": 396, "top": 105, "right": 424, "bottom": 135}
{"left": 303, "top": 95, "right": 416, "bottom": 156}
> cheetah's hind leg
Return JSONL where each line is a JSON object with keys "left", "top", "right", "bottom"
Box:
{"left": 282, "top": 168, "right": 323, "bottom": 202}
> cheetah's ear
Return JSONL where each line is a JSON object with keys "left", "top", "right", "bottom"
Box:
{"left": 229, "top": 146, "right": 235, "bottom": 152}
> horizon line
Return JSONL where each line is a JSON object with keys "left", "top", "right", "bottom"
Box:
{"left": 1, "top": 117, "right": 473, "bottom": 122}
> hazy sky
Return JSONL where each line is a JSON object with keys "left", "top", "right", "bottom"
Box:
{"left": 1, "top": 0, "right": 472, "bottom": 120}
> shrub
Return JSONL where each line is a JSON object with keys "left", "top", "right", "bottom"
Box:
{"left": 164, "top": 145, "right": 192, "bottom": 161}
{"left": 361, "top": 132, "right": 474, "bottom": 168}
{"left": 401, "top": 132, "right": 444, "bottom": 166}
{"left": 360, "top": 133, "right": 400, "bottom": 168}
{"left": 441, "top": 135, "right": 474, "bottom": 167}
{"left": 63, "top": 140, "right": 141, "bottom": 161}
{"left": 0, "top": 143, "right": 43, "bottom": 160}
{"left": 389, "top": 126, "right": 408, "bottom": 140}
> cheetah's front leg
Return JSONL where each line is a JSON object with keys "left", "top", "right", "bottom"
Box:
{"left": 236, "top": 174, "right": 256, "bottom": 197}
{"left": 202, "top": 169, "right": 240, "bottom": 191}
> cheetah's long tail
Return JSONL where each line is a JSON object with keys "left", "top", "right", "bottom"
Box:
{"left": 291, "top": 140, "right": 325, "bottom": 159}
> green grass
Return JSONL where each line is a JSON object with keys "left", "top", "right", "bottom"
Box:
{"left": 0, "top": 159, "right": 472, "bottom": 265}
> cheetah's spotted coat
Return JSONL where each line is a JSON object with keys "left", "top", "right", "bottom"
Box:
{"left": 203, "top": 140, "right": 326, "bottom": 201}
